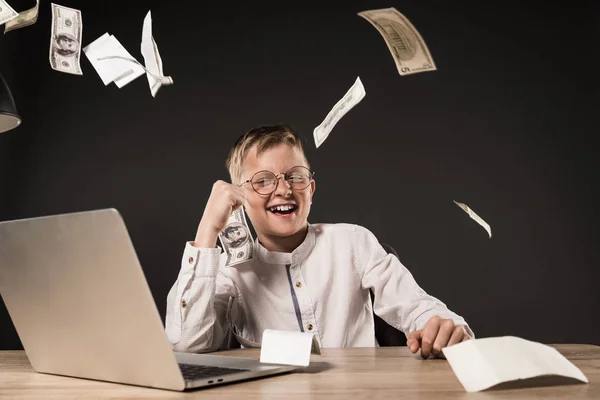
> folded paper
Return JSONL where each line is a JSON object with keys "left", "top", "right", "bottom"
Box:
{"left": 260, "top": 329, "right": 321, "bottom": 367}
{"left": 444, "top": 336, "right": 589, "bottom": 392}
{"left": 140, "top": 10, "right": 173, "bottom": 97}
{"left": 83, "top": 33, "right": 144, "bottom": 88}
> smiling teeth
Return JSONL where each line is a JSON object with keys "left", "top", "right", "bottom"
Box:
{"left": 269, "top": 205, "right": 295, "bottom": 212}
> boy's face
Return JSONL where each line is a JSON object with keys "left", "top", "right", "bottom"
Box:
{"left": 240, "top": 144, "right": 315, "bottom": 241}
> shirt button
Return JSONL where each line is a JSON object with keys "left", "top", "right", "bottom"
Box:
{"left": 295, "top": 282, "right": 302, "bottom": 288}
{"left": 180, "top": 300, "right": 187, "bottom": 308}
{"left": 307, "top": 323, "right": 313, "bottom": 331}
{"left": 188, "top": 257, "right": 194, "bottom": 264}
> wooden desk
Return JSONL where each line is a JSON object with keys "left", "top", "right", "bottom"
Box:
{"left": 0, "top": 344, "right": 598, "bottom": 399}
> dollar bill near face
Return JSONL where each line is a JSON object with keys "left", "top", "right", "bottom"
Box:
{"left": 313, "top": 76, "right": 366, "bottom": 149}
{"left": 4, "top": 0, "right": 38, "bottom": 32}
{"left": 219, "top": 207, "right": 254, "bottom": 267}
{"left": 49, "top": 3, "right": 83, "bottom": 75}
{"left": 0, "top": 0, "right": 19, "bottom": 26}
{"left": 358, "top": 7, "right": 436, "bottom": 76}
{"left": 454, "top": 201, "right": 492, "bottom": 238}
{"left": 141, "top": 10, "right": 174, "bottom": 98}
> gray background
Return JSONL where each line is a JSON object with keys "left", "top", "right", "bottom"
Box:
{"left": 1, "top": 0, "right": 598, "bottom": 349}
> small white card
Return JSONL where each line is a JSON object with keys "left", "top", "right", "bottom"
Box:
{"left": 83, "top": 33, "right": 145, "bottom": 88}
{"left": 443, "top": 336, "right": 589, "bottom": 392}
{"left": 259, "top": 329, "right": 321, "bottom": 367}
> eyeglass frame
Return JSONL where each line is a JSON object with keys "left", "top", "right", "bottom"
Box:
{"left": 239, "top": 165, "right": 315, "bottom": 195}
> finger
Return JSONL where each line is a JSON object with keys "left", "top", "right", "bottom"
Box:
{"left": 232, "top": 195, "right": 247, "bottom": 210}
{"left": 406, "top": 339, "right": 416, "bottom": 353}
{"left": 407, "top": 338, "right": 420, "bottom": 354}
{"left": 230, "top": 183, "right": 246, "bottom": 198}
{"left": 406, "top": 330, "right": 422, "bottom": 354}
{"left": 420, "top": 316, "right": 441, "bottom": 359}
{"left": 439, "top": 326, "right": 470, "bottom": 359}
{"left": 236, "top": 186, "right": 249, "bottom": 205}
{"left": 230, "top": 187, "right": 248, "bottom": 209}
{"left": 432, "top": 319, "right": 455, "bottom": 355}
{"left": 447, "top": 325, "right": 467, "bottom": 347}
{"left": 407, "top": 329, "right": 422, "bottom": 342}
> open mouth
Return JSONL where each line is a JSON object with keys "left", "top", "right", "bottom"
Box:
{"left": 267, "top": 204, "right": 297, "bottom": 216}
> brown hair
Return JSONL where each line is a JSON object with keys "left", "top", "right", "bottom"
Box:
{"left": 226, "top": 124, "right": 310, "bottom": 184}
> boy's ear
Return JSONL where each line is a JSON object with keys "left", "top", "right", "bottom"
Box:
{"left": 309, "top": 179, "right": 316, "bottom": 203}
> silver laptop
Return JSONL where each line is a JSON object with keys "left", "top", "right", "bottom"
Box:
{"left": 0, "top": 208, "right": 297, "bottom": 391}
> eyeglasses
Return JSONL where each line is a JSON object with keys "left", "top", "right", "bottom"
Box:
{"left": 240, "top": 166, "right": 315, "bottom": 195}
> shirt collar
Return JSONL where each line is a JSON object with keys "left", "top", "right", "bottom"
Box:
{"left": 254, "top": 224, "right": 316, "bottom": 265}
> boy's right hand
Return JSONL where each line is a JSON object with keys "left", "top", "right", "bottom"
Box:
{"left": 194, "top": 180, "right": 247, "bottom": 248}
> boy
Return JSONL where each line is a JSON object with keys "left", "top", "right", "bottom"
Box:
{"left": 166, "top": 124, "right": 473, "bottom": 358}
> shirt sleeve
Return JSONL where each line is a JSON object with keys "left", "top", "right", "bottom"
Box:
{"left": 165, "top": 242, "right": 238, "bottom": 353}
{"left": 353, "top": 226, "right": 475, "bottom": 338}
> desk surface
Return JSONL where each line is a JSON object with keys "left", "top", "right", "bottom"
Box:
{"left": 0, "top": 344, "right": 598, "bottom": 399}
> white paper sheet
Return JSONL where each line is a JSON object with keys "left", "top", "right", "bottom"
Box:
{"left": 83, "top": 33, "right": 144, "bottom": 88}
{"left": 443, "top": 336, "right": 589, "bottom": 392}
{"left": 313, "top": 76, "right": 366, "bottom": 149}
{"left": 260, "top": 329, "right": 321, "bottom": 367}
{"left": 454, "top": 200, "right": 492, "bottom": 238}
{"left": 140, "top": 10, "right": 173, "bottom": 97}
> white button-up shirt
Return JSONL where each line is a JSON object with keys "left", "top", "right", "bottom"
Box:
{"left": 166, "top": 223, "right": 473, "bottom": 353}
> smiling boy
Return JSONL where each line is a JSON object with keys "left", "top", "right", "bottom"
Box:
{"left": 166, "top": 124, "right": 473, "bottom": 358}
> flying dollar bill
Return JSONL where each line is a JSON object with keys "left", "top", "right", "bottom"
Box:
{"left": 358, "top": 7, "right": 436, "bottom": 76}
{"left": 454, "top": 201, "right": 492, "bottom": 238}
{"left": 218, "top": 207, "right": 254, "bottom": 267}
{"left": 49, "top": 3, "right": 83, "bottom": 75}
{"left": 141, "top": 11, "right": 174, "bottom": 97}
{"left": 4, "top": 0, "right": 38, "bottom": 32}
{"left": 0, "top": 0, "right": 18, "bottom": 26}
{"left": 313, "top": 76, "right": 365, "bottom": 149}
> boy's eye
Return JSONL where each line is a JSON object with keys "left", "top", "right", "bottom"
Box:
{"left": 287, "top": 174, "right": 305, "bottom": 183}
{"left": 253, "top": 176, "right": 275, "bottom": 187}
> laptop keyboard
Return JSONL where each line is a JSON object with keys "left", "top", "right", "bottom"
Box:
{"left": 178, "top": 363, "right": 250, "bottom": 381}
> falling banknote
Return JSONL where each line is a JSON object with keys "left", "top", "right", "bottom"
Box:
{"left": 141, "top": 10, "right": 174, "bottom": 97}
{"left": 454, "top": 201, "right": 492, "bottom": 238}
{"left": 313, "top": 76, "right": 366, "bottom": 149}
{"left": 0, "top": 0, "right": 18, "bottom": 26}
{"left": 358, "top": 7, "right": 436, "bottom": 76}
{"left": 4, "top": 0, "right": 38, "bottom": 32}
{"left": 49, "top": 3, "right": 83, "bottom": 75}
{"left": 218, "top": 207, "right": 254, "bottom": 267}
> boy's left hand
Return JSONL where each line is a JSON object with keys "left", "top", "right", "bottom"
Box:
{"left": 406, "top": 316, "right": 471, "bottom": 359}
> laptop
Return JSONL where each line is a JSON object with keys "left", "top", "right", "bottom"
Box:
{"left": 0, "top": 208, "right": 298, "bottom": 391}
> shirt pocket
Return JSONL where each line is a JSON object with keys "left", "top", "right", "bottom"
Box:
{"left": 165, "top": 308, "right": 182, "bottom": 345}
{"left": 226, "top": 295, "right": 261, "bottom": 348}
{"left": 231, "top": 324, "right": 261, "bottom": 348}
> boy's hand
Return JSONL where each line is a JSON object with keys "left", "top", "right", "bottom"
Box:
{"left": 194, "top": 180, "right": 247, "bottom": 248}
{"left": 406, "top": 316, "right": 471, "bottom": 359}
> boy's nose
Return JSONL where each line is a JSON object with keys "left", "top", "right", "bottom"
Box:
{"left": 273, "top": 175, "right": 292, "bottom": 196}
